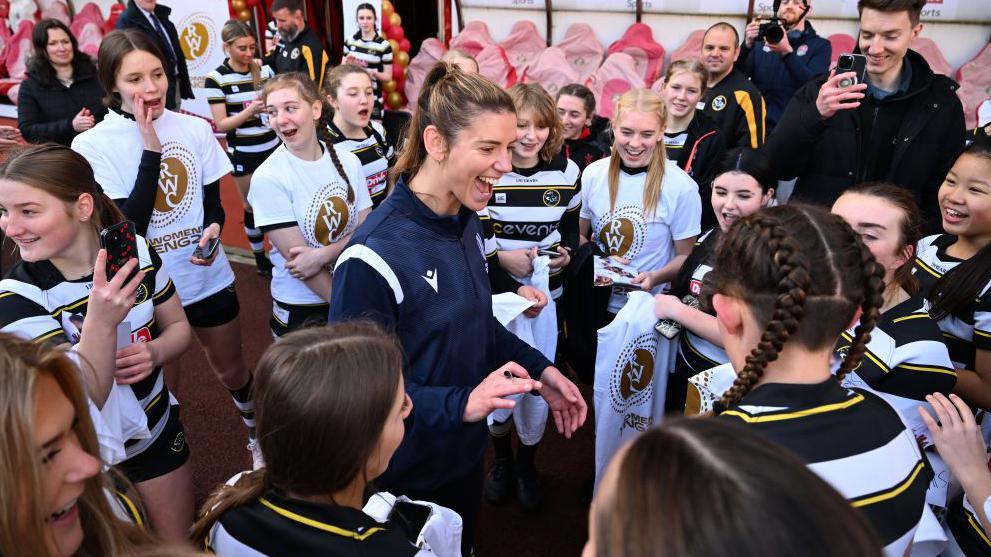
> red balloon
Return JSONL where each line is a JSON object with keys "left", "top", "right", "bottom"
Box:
{"left": 399, "top": 38, "right": 410, "bottom": 52}
{"left": 388, "top": 25, "right": 404, "bottom": 41}
{"left": 392, "top": 63, "right": 405, "bottom": 81}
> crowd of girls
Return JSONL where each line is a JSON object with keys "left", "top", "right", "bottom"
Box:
{"left": 2, "top": 19, "right": 991, "bottom": 556}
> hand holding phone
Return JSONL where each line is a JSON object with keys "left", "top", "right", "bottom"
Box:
{"left": 537, "top": 248, "right": 562, "bottom": 258}
{"left": 192, "top": 236, "right": 221, "bottom": 261}
{"left": 836, "top": 53, "right": 867, "bottom": 88}
{"left": 100, "top": 221, "right": 139, "bottom": 282}
{"left": 816, "top": 56, "right": 868, "bottom": 120}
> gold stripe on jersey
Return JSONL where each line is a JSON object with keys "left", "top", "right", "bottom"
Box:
{"left": 967, "top": 508, "right": 991, "bottom": 547}
{"left": 258, "top": 498, "right": 383, "bottom": 539}
{"left": 154, "top": 278, "right": 175, "bottom": 301}
{"left": 721, "top": 393, "right": 865, "bottom": 423}
{"left": 914, "top": 257, "right": 942, "bottom": 278}
{"left": 735, "top": 90, "right": 760, "bottom": 149}
{"left": 892, "top": 313, "right": 930, "bottom": 323}
{"left": 115, "top": 490, "right": 145, "bottom": 527}
{"left": 850, "top": 461, "right": 925, "bottom": 508}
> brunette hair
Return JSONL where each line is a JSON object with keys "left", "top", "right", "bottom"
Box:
{"left": 703, "top": 22, "right": 740, "bottom": 47}
{"left": 663, "top": 58, "right": 709, "bottom": 99}
{"left": 0, "top": 333, "right": 150, "bottom": 557}
{"left": 557, "top": 83, "right": 597, "bottom": 119}
{"left": 928, "top": 140, "right": 991, "bottom": 320}
{"left": 27, "top": 18, "right": 96, "bottom": 88}
{"left": 191, "top": 322, "right": 404, "bottom": 544}
{"left": 857, "top": 0, "right": 927, "bottom": 26}
{"left": 842, "top": 182, "right": 923, "bottom": 296}
{"left": 591, "top": 418, "right": 883, "bottom": 557}
{"left": 322, "top": 62, "right": 372, "bottom": 103}
{"left": 0, "top": 144, "right": 126, "bottom": 233}
{"left": 355, "top": 2, "right": 379, "bottom": 35}
{"left": 261, "top": 72, "right": 355, "bottom": 202}
{"left": 271, "top": 0, "right": 303, "bottom": 13}
{"left": 391, "top": 62, "right": 515, "bottom": 182}
{"left": 97, "top": 29, "right": 166, "bottom": 108}
{"left": 221, "top": 19, "right": 263, "bottom": 90}
{"left": 608, "top": 89, "right": 667, "bottom": 216}
{"left": 715, "top": 148, "right": 775, "bottom": 194}
{"left": 440, "top": 49, "right": 479, "bottom": 72}
{"left": 508, "top": 83, "right": 564, "bottom": 164}
{"left": 711, "top": 204, "right": 885, "bottom": 408}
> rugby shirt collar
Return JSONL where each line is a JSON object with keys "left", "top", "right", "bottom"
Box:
{"left": 738, "top": 377, "right": 851, "bottom": 409}
{"left": 619, "top": 162, "right": 648, "bottom": 175}
{"left": 513, "top": 152, "right": 568, "bottom": 177}
{"left": 393, "top": 176, "right": 473, "bottom": 236}
{"left": 260, "top": 489, "right": 386, "bottom": 539}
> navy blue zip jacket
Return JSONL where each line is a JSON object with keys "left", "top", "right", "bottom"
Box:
{"left": 329, "top": 177, "right": 553, "bottom": 492}
{"left": 737, "top": 21, "right": 831, "bottom": 129}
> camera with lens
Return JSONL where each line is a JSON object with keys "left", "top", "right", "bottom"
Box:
{"left": 757, "top": 16, "right": 786, "bottom": 44}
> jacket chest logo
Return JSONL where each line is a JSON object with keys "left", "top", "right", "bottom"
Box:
{"left": 711, "top": 95, "right": 727, "bottom": 112}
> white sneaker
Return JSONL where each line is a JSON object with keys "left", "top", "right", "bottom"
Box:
{"left": 247, "top": 439, "right": 264, "bottom": 470}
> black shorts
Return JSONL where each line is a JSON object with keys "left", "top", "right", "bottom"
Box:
{"left": 183, "top": 283, "right": 239, "bottom": 328}
{"left": 271, "top": 299, "right": 329, "bottom": 337}
{"left": 117, "top": 405, "right": 189, "bottom": 484}
{"left": 229, "top": 147, "right": 277, "bottom": 177}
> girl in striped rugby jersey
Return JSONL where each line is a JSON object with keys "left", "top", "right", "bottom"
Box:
{"left": 914, "top": 139, "right": 991, "bottom": 555}
{"left": 0, "top": 145, "right": 194, "bottom": 544}
{"left": 710, "top": 204, "right": 929, "bottom": 557}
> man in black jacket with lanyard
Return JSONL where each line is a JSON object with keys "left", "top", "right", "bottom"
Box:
{"left": 265, "top": 0, "right": 329, "bottom": 85}
{"left": 115, "top": 0, "right": 192, "bottom": 110}
{"left": 762, "top": 0, "right": 964, "bottom": 231}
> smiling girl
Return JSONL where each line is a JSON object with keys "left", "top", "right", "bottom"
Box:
{"left": 654, "top": 149, "right": 774, "bottom": 412}
{"left": 72, "top": 29, "right": 256, "bottom": 476}
{"left": 660, "top": 59, "right": 726, "bottom": 230}
{"left": 342, "top": 3, "right": 393, "bottom": 120}
{"left": 579, "top": 88, "right": 702, "bottom": 315}
{"left": 556, "top": 84, "right": 607, "bottom": 171}
{"left": 204, "top": 19, "right": 279, "bottom": 277}
{"left": 323, "top": 64, "right": 395, "bottom": 209}
{"left": 248, "top": 73, "right": 370, "bottom": 337}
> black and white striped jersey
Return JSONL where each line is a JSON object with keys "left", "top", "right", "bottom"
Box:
{"left": 486, "top": 153, "right": 581, "bottom": 298}
{"left": 673, "top": 227, "right": 726, "bottom": 374}
{"left": 834, "top": 294, "right": 956, "bottom": 441}
{"left": 325, "top": 119, "right": 394, "bottom": 208}
{"left": 204, "top": 60, "right": 279, "bottom": 154}
{"left": 343, "top": 32, "right": 392, "bottom": 116}
{"left": 206, "top": 489, "right": 420, "bottom": 556}
{"left": 718, "top": 379, "right": 930, "bottom": 557}
{"left": 913, "top": 234, "right": 991, "bottom": 370}
{"left": 947, "top": 494, "right": 991, "bottom": 556}
{"left": 0, "top": 238, "right": 177, "bottom": 459}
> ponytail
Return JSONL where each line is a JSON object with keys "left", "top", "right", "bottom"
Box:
{"left": 190, "top": 470, "right": 266, "bottom": 545}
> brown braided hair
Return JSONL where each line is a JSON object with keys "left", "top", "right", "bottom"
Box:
{"left": 261, "top": 72, "right": 355, "bottom": 204}
{"left": 711, "top": 204, "right": 884, "bottom": 408}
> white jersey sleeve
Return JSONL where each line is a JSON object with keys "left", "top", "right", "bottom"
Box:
{"left": 72, "top": 130, "right": 131, "bottom": 199}
{"left": 666, "top": 169, "right": 702, "bottom": 241}
{"left": 247, "top": 150, "right": 297, "bottom": 229}
{"left": 197, "top": 118, "right": 234, "bottom": 184}
{"left": 337, "top": 145, "right": 373, "bottom": 213}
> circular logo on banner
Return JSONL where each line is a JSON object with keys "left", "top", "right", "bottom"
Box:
{"left": 595, "top": 204, "right": 646, "bottom": 259}
{"left": 178, "top": 13, "right": 217, "bottom": 72}
{"left": 152, "top": 142, "right": 197, "bottom": 228}
{"left": 609, "top": 331, "right": 658, "bottom": 413}
{"left": 712, "top": 95, "right": 728, "bottom": 111}
{"left": 304, "top": 181, "right": 355, "bottom": 247}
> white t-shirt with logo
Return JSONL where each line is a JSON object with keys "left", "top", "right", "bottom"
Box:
{"left": 580, "top": 158, "right": 701, "bottom": 312}
{"left": 73, "top": 109, "right": 235, "bottom": 305}
{"left": 248, "top": 143, "right": 371, "bottom": 305}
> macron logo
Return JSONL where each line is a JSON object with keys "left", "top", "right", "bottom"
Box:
{"left": 422, "top": 269, "right": 438, "bottom": 293}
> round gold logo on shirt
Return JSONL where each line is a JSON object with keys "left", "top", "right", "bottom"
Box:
{"left": 595, "top": 205, "right": 646, "bottom": 259}
{"left": 599, "top": 218, "right": 635, "bottom": 256}
{"left": 155, "top": 157, "right": 189, "bottom": 214}
{"left": 151, "top": 142, "right": 198, "bottom": 230}
{"left": 619, "top": 348, "right": 654, "bottom": 400}
{"left": 313, "top": 195, "right": 351, "bottom": 245}
{"left": 178, "top": 13, "right": 217, "bottom": 72}
{"left": 609, "top": 332, "right": 659, "bottom": 413}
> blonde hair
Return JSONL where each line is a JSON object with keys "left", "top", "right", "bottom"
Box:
{"left": 663, "top": 58, "right": 709, "bottom": 98}
{"left": 508, "top": 83, "right": 564, "bottom": 164}
{"left": 221, "top": 19, "right": 262, "bottom": 90}
{"left": 0, "top": 333, "right": 150, "bottom": 557}
{"left": 608, "top": 89, "right": 667, "bottom": 217}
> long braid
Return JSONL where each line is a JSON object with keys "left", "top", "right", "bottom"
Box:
{"left": 316, "top": 103, "right": 355, "bottom": 204}
{"left": 835, "top": 234, "right": 884, "bottom": 383}
{"left": 719, "top": 216, "right": 811, "bottom": 408}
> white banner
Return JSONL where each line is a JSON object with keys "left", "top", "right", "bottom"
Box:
{"left": 168, "top": 0, "right": 233, "bottom": 121}
{"left": 461, "top": 0, "right": 988, "bottom": 21}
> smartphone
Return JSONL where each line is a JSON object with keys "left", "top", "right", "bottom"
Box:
{"left": 836, "top": 53, "right": 867, "bottom": 88}
{"left": 193, "top": 236, "right": 221, "bottom": 260}
{"left": 389, "top": 501, "right": 432, "bottom": 535}
{"left": 99, "top": 221, "right": 138, "bottom": 281}
{"left": 537, "top": 248, "right": 562, "bottom": 258}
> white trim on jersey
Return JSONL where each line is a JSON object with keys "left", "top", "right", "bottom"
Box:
{"left": 336, "top": 245, "right": 405, "bottom": 304}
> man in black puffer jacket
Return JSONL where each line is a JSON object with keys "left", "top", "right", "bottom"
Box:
{"left": 762, "top": 0, "right": 964, "bottom": 232}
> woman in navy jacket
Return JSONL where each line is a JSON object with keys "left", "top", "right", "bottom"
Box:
{"left": 17, "top": 19, "right": 107, "bottom": 146}
{"left": 329, "top": 63, "right": 586, "bottom": 555}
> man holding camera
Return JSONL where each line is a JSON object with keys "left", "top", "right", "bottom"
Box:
{"left": 762, "top": 0, "right": 963, "bottom": 230}
{"left": 737, "top": 0, "right": 830, "bottom": 130}
{"left": 700, "top": 23, "right": 767, "bottom": 150}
